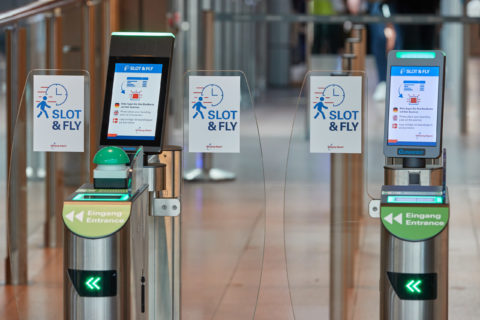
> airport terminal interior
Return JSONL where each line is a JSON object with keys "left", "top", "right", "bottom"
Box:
{"left": 1, "top": 0, "right": 480, "bottom": 319}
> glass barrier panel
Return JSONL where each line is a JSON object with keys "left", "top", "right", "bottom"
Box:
{"left": 182, "top": 70, "right": 265, "bottom": 319}
{"left": 285, "top": 70, "right": 375, "bottom": 319}
{"left": 366, "top": 79, "right": 385, "bottom": 200}
{"left": 0, "top": 30, "right": 8, "bottom": 290}
{"left": 7, "top": 69, "right": 90, "bottom": 319}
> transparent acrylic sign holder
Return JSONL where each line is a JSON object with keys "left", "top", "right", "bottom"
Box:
{"left": 7, "top": 69, "right": 90, "bottom": 319}
{"left": 182, "top": 70, "right": 265, "bottom": 319}
{"left": 284, "top": 70, "right": 377, "bottom": 319}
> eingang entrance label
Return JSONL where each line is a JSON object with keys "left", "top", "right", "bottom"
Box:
{"left": 381, "top": 205, "right": 449, "bottom": 241}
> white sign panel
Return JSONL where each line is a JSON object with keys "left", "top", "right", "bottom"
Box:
{"left": 33, "top": 75, "right": 85, "bottom": 152}
{"left": 189, "top": 76, "right": 240, "bottom": 153}
{"left": 310, "top": 76, "right": 362, "bottom": 153}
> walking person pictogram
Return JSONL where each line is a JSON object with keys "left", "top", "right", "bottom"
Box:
{"left": 313, "top": 97, "right": 328, "bottom": 119}
{"left": 192, "top": 96, "right": 207, "bottom": 119}
{"left": 36, "top": 96, "right": 52, "bottom": 118}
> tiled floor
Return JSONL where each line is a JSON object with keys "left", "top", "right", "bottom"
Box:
{"left": 2, "top": 57, "right": 480, "bottom": 319}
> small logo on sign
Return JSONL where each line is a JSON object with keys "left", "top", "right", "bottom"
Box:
{"left": 327, "top": 144, "right": 344, "bottom": 151}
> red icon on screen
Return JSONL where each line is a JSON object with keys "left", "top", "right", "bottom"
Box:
{"left": 114, "top": 110, "right": 119, "bottom": 115}
{"left": 407, "top": 94, "right": 420, "bottom": 105}
{"left": 129, "top": 90, "right": 142, "bottom": 101}
{"left": 115, "top": 103, "right": 120, "bottom": 108}
{"left": 113, "top": 118, "right": 118, "bottom": 124}
{"left": 392, "top": 123, "right": 398, "bottom": 129}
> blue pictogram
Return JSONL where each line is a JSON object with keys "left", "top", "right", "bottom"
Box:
{"left": 192, "top": 96, "right": 207, "bottom": 119}
{"left": 313, "top": 97, "right": 328, "bottom": 119}
{"left": 36, "top": 96, "right": 52, "bottom": 118}
{"left": 313, "top": 84, "right": 345, "bottom": 120}
{"left": 46, "top": 83, "right": 68, "bottom": 106}
{"left": 191, "top": 82, "right": 239, "bottom": 133}
{"left": 192, "top": 83, "right": 224, "bottom": 119}
{"left": 201, "top": 84, "right": 224, "bottom": 107}
{"left": 322, "top": 84, "right": 345, "bottom": 107}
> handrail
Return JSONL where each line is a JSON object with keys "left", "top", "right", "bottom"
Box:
{"left": 215, "top": 13, "right": 480, "bottom": 24}
{"left": 0, "top": 0, "right": 90, "bottom": 28}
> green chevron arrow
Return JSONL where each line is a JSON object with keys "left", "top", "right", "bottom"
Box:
{"left": 406, "top": 279, "right": 422, "bottom": 293}
{"left": 86, "top": 277, "right": 101, "bottom": 291}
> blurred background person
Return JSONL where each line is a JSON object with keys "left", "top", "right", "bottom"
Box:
{"left": 310, "top": 0, "right": 348, "bottom": 54}
{"left": 368, "top": 0, "right": 402, "bottom": 101}
{"left": 397, "top": 0, "right": 441, "bottom": 50}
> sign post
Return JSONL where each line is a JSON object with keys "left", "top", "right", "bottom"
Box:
{"left": 306, "top": 70, "right": 366, "bottom": 320}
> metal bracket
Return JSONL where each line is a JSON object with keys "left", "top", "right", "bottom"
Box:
{"left": 369, "top": 199, "right": 381, "bottom": 218}
{"left": 152, "top": 198, "right": 181, "bottom": 217}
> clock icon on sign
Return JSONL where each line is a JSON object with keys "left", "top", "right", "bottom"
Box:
{"left": 322, "top": 84, "right": 345, "bottom": 107}
{"left": 46, "top": 83, "right": 68, "bottom": 106}
{"left": 201, "top": 84, "right": 224, "bottom": 107}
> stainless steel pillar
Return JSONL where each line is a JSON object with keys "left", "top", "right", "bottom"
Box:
{"left": 380, "top": 160, "right": 448, "bottom": 320}
{"left": 329, "top": 29, "right": 367, "bottom": 320}
{"left": 6, "top": 27, "right": 28, "bottom": 285}
{"left": 146, "top": 146, "right": 182, "bottom": 320}
{"left": 329, "top": 154, "right": 349, "bottom": 320}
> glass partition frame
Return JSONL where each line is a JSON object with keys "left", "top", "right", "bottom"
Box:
{"left": 7, "top": 69, "right": 90, "bottom": 319}
{"left": 182, "top": 70, "right": 265, "bottom": 320}
{"left": 284, "top": 70, "right": 372, "bottom": 319}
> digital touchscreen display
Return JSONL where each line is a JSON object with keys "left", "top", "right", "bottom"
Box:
{"left": 387, "top": 66, "right": 440, "bottom": 147}
{"left": 106, "top": 63, "right": 163, "bottom": 141}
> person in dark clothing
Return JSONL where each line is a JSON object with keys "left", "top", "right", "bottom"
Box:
{"left": 396, "top": 0, "right": 440, "bottom": 50}
{"left": 368, "top": 0, "right": 402, "bottom": 101}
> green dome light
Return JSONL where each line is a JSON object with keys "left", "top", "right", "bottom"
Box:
{"left": 93, "top": 146, "right": 130, "bottom": 165}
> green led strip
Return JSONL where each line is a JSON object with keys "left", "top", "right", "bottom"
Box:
{"left": 112, "top": 32, "right": 175, "bottom": 38}
{"left": 387, "top": 195, "right": 443, "bottom": 204}
{"left": 396, "top": 51, "right": 436, "bottom": 59}
{"left": 73, "top": 193, "right": 130, "bottom": 201}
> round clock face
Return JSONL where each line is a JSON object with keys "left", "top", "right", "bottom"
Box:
{"left": 201, "top": 84, "right": 224, "bottom": 107}
{"left": 322, "top": 84, "right": 345, "bottom": 107}
{"left": 46, "top": 83, "right": 68, "bottom": 106}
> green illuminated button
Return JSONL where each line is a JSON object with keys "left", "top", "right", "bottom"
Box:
{"left": 86, "top": 276, "right": 101, "bottom": 291}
